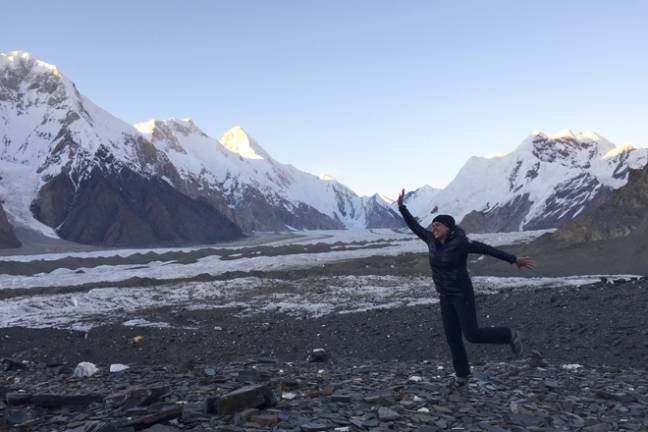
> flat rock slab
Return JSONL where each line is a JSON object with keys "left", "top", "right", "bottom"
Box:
{"left": 300, "top": 420, "right": 335, "bottom": 431}
{"left": 8, "top": 393, "right": 104, "bottom": 408}
{"left": 125, "top": 406, "right": 182, "bottom": 430}
{"left": 207, "top": 384, "right": 277, "bottom": 415}
{"left": 106, "top": 385, "right": 169, "bottom": 408}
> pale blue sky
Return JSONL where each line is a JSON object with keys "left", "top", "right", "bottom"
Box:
{"left": 2, "top": 0, "right": 647, "bottom": 197}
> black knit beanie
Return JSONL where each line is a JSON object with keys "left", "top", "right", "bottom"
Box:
{"left": 432, "top": 214, "right": 455, "bottom": 230}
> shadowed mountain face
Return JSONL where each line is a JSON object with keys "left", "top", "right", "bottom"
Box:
{"left": 460, "top": 194, "right": 534, "bottom": 233}
{"left": 31, "top": 166, "right": 243, "bottom": 247}
{"left": 0, "top": 202, "right": 20, "bottom": 248}
{"left": 549, "top": 164, "right": 648, "bottom": 245}
{"left": 228, "top": 186, "right": 344, "bottom": 231}
{"left": 364, "top": 195, "right": 404, "bottom": 229}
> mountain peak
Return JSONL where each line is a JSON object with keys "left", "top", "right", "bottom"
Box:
{"left": 529, "top": 129, "right": 606, "bottom": 142}
{"left": 135, "top": 118, "right": 208, "bottom": 139}
{"left": 165, "top": 118, "right": 206, "bottom": 136}
{"left": 375, "top": 193, "right": 395, "bottom": 204}
{"left": 0, "top": 51, "right": 74, "bottom": 109}
{"left": 603, "top": 143, "right": 637, "bottom": 159}
{"left": 549, "top": 129, "right": 606, "bottom": 142}
{"left": 134, "top": 119, "right": 157, "bottom": 135}
{"left": 413, "top": 184, "right": 441, "bottom": 194}
{"left": 519, "top": 129, "right": 615, "bottom": 158}
{"left": 220, "top": 126, "right": 270, "bottom": 160}
{"left": 1, "top": 51, "right": 61, "bottom": 77}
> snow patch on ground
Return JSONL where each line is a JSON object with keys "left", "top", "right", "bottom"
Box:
{"left": 0, "top": 274, "right": 638, "bottom": 331}
{"left": 0, "top": 229, "right": 550, "bottom": 262}
{"left": 122, "top": 319, "right": 173, "bottom": 329}
{"left": 0, "top": 229, "right": 552, "bottom": 290}
{"left": 2, "top": 227, "right": 627, "bottom": 332}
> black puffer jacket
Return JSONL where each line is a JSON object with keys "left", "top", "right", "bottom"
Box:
{"left": 399, "top": 205, "right": 517, "bottom": 295}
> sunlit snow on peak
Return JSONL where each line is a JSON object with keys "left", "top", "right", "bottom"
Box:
{"left": 529, "top": 130, "right": 604, "bottom": 142}
{"left": 220, "top": 126, "right": 267, "bottom": 160}
{"left": 546, "top": 129, "right": 605, "bottom": 142}
{"left": 134, "top": 119, "right": 157, "bottom": 135}
{"left": 376, "top": 193, "right": 394, "bottom": 203}
{"left": 1, "top": 51, "right": 59, "bottom": 75}
{"left": 320, "top": 174, "right": 336, "bottom": 181}
{"left": 167, "top": 117, "right": 196, "bottom": 129}
{"left": 135, "top": 118, "right": 207, "bottom": 140}
{"left": 519, "top": 129, "right": 615, "bottom": 156}
{"left": 603, "top": 143, "right": 637, "bottom": 159}
{"left": 485, "top": 152, "right": 506, "bottom": 159}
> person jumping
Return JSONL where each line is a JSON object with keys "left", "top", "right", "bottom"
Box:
{"left": 397, "top": 189, "right": 535, "bottom": 384}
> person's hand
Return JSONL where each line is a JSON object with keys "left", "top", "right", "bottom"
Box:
{"left": 515, "top": 256, "right": 535, "bottom": 270}
{"left": 397, "top": 188, "right": 405, "bottom": 206}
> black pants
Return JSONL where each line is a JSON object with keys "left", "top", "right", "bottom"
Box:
{"left": 439, "top": 291, "right": 512, "bottom": 377}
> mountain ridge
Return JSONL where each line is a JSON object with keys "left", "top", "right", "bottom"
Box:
{"left": 2, "top": 50, "right": 647, "bottom": 248}
{"left": 403, "top": 129, "right": 647, "bottom": 232}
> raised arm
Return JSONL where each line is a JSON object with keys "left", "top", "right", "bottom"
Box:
{"left": 397, "top": 189, "right": 431, "bottom": 243}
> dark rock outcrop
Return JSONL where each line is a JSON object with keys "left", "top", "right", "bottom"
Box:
{"left": 0, "top": 202, "right": 21, "bottom": 248}
{"left": 31, "top": 166, "right": 243, "bottom": 247}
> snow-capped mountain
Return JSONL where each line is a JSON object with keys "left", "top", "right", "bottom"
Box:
{"left": 402, "top": 130, "right": 648, "bottom": 232}
{"left": 134, "top": 119, "right": 403, "bottom": 231}
{"left": 4, "top": 51, "right": 646, "bottom": 248}
{"left": 0, "top": 51, "right": 242, "bottom": 246}
{"left": 0, "top": 51, "right": 401, "bottom": 247}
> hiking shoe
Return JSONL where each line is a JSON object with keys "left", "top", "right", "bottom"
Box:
{"left": 455, "top": 375, "right": 470, "bottom": 386}
{"left": 510, "top": 330, "right": 523, "bottom": 356}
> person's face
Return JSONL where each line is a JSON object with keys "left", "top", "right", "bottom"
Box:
{"left": 431, "top": 221, "right": 450, "bottom": 241}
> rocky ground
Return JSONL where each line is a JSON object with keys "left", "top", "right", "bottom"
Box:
{"left": 1, "top": 275, "right": 647, "bottom": 431}
{"left": 1, "top": 352, "right": 646, "bottom": 432}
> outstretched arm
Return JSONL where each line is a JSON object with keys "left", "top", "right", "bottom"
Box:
{"left": 468, "top": 240, "right": 515, "bottom": 263}
{"left": 468, "top": 240, "right": 535, "bottom": 269}
{"left": 397, "top": 188, "right": 431, "bottom": 243}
